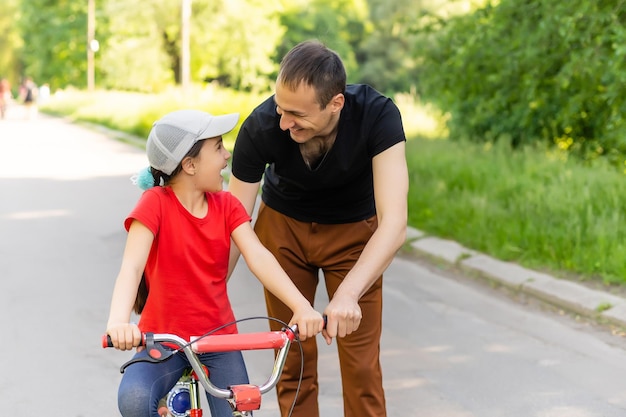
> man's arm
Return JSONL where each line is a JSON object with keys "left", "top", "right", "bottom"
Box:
{"left": 226, "top": 176, "right": 262, "bottom": 279}
{"left": 323, "top": 141, "right": 408, "bottom": 343}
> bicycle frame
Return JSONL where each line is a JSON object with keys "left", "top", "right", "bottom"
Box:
{"left": 103, "top": 325, "right": 298, "bottom": 417}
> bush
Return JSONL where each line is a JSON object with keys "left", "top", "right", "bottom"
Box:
{"left": 407, "top": 137, "right": 626, "bottom": 285}
{"left": 417, "top": 0, "right": 626, "bottom": 167}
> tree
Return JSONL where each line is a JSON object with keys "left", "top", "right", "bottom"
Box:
{"left": 190, "top": 0, "right": 284, "bottom": 91}
{"left": 98, "top": 0, "right": 175, "bottom": 92}
{"left": 359, "top": 0, "right": 420, "bottom": 94}
{"left": 98, "top": 0, "right": 284, "bottom": 92}
{"left": 0, "top": 0, "right": 22, "bottom": 90}
{"left": 359, "top": 0, "right": 480, "bottom": 94}
{"left": 18, "top": 0, "right": 89, "bottom": 89}
{"left": 418, "top": 0, "right": 626, "bottom": 164}
{"left": 276, "top": 0, "right": 369, "bottom": 83}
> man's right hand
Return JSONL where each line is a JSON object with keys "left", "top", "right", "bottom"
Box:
{"left": 321, "top": 293, "right": 362, "bottom": 345}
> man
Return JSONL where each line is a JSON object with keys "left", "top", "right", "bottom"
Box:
{"left": 228, "top": 40, "right": 408, "bottom": 417}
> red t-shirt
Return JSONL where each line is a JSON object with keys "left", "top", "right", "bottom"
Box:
{"left": 124, "top": 186, "right": 251, "bottom": 340}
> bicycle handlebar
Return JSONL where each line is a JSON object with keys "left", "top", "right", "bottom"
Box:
{"left": 102, "top": 325, "right": 298, "bottom": 400}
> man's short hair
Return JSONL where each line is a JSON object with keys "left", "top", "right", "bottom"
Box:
{"left": 277, "top": 40, "right": 347, "bottom": 109}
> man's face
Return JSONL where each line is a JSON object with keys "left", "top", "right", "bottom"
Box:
{"left": 274, "top": 81, "right": 340, "bottom": 143}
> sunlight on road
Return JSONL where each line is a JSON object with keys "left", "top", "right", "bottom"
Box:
{"left": 537, "top": 406, "right": 596, "bottom": 417}
{"left": 2, "top": 209, "right": 71, "bottom": 220}
{"left": 0, "top": 110, "right": 145, "bottom": 180}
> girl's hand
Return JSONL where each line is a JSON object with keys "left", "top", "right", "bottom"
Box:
{"left": 106, "top": 322, "right": 142, "bottom": 351}
{"left": 289, "top": 307, "right": 325, "bottom": 341}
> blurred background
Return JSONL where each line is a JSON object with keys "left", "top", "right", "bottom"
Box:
{"left": 3, "top": 0, "right": 626, "bottom": 290}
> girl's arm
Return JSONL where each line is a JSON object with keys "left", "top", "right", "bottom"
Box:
{"left": 106, "top": 220, "right": 154, "bottom": 350}
{"left": 231, "top": 222, "right": 324, "bottom": 340}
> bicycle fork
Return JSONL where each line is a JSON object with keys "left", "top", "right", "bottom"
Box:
{"left": 189, "top": 379, "right": 202, "bottom": 417}
{"left": 158, "top": 371, "right": 204, "bottom": 417}
{"left": 159, "top": 371, "right": 254, "bottom": 417}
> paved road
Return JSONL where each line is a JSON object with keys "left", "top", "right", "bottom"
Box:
{"left": 2, "top": 108, "right": 626, "bottom": 417}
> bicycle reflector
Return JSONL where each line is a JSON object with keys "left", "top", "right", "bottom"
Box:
{"left": 166, "top": 382, "right": 191, "bottom": 417}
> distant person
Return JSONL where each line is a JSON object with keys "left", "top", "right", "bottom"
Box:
{"left": 19, "top": 77, "right": 38, "bottom": 119}
{"left": 0, "top": 78, "right": 11, "bottom": 119}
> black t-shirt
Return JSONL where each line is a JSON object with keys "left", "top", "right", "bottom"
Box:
{"left": 231, "top": 84, "right": 406, "bottom": 224}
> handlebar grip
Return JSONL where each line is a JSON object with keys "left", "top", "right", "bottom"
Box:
{"left": 102, "top": 334, "right": 145, "bottom": 348}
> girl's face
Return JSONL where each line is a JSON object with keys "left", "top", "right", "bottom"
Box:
{"left": 192, "top": 136, "right": 231, "bottom": 192}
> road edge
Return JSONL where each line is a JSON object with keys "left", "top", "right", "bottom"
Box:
{"left": 404, "top": 227, "right": 626, "bottom": 331}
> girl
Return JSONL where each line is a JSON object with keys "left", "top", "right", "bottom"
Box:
{"left": 106, "top": 109, "right": 325, "bottom": 417}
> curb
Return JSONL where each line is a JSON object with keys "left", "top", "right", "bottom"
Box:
{"left": 405, "top": 227, "right": 626, "bottom": 330}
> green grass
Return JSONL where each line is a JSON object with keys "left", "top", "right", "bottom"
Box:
{"left": 40, "top": 87, "right": 626, "bottom": 287}
{"left": 407, "top": 138, "right": 626, "bottom": 286}
{"left": 41, "top": 86, "right": 267, "bottom": 149}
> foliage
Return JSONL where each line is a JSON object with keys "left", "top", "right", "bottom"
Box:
{"left": 276, "top": 0, "right": 370, "bottom": 83}
{"left": 6, "top": 0, "right": 429, "bottom": 94}
{"left": 359, "top": 0, "right": 480, "bottom": 94}
{"left": 193, "top": 0, "right": 284, "bottom": 92}
{"left": 359, "top": 0, "right": 420, "bottom": 94}
{"left": 417, "top": 0, "right": 626, "bottom": 166}
{"left": 0, "top": 0, "right": 22, "bottom": 89}
{"left": 18, "top": 0, "right": 89, "bottom": 90}
{"left": 395, "top": 93, "right": 449, "bottom": 139}
{"left": 98, "top": 1, "right": 175, "bottom": 92}
{"left": 406, "top": 137, "right": 626, "bottom": 286}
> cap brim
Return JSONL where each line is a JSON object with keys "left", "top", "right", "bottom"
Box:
{"left": 197, "top": 112, "right": 239, "bottom": 140}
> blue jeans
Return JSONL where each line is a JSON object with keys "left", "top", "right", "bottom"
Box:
{"left": 118, "top": 348, "right": 249, "bottom": 417}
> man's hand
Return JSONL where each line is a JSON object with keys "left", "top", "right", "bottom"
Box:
{"left": 321, "top": 294, "right": 362, "bottom": 345}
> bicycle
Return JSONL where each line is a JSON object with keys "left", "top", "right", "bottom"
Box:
{"left": 103, "top": 321, "right": 300, "bottom": 417}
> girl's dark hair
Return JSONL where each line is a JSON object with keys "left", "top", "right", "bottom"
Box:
{"left": 277, "top": 40, "right": 346, "bottom": 109}
{"left": 148, "top": 139, "right": 205, "bottom": 186}
{"left": 134, "top": 140, "right": 205, "bottom": 314}
{"left": 149, "top": 167, "right": 169, "bottom": 187}
{"left": 133, "top": 273, "right": 148, "bottom": 314}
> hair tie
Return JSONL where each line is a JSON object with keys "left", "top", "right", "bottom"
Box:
{"left": 130, "top": 167, "right": 156, "bottom": 190}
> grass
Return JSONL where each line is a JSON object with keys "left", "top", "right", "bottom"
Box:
{"left": 407, "top": 138, "right": 626, "bottom": 286}
{"left": 40, "top": 87, "right": 626, "bottom": 288}
{"left": 41, "top": 85, "right": 268, "bottom": 149}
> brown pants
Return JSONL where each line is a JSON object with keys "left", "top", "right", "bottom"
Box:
{"left": 254, "top": 203, "right": 387, "bottom": 417}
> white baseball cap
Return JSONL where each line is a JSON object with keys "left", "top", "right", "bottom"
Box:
{"left": 146, "top": 109, "right": 239, "bottom": 175}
